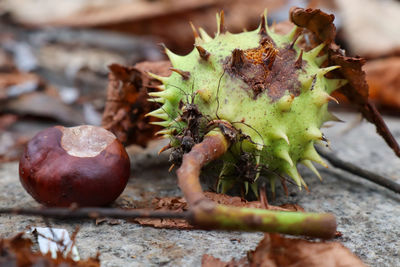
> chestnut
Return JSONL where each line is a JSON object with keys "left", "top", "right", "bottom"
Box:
{"left": 19, "top": 125, "right": 130, "bottom": 207}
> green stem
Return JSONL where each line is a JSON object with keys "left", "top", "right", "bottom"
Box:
{"left": 190, "top": 202, "right": 336, "bottom": 239}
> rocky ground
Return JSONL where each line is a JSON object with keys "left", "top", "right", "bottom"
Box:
{"left": 0, "top": 111, "right": 399, "bottom": 266}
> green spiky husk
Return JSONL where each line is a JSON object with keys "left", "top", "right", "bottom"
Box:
{"left": 147, "top": 11, "right": 347, "bottom": 193}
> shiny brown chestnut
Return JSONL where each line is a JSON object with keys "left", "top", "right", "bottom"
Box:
{"left": 19, "top": 125, "right": 130, "bottom": 207}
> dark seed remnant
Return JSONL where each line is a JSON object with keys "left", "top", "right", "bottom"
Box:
{"left": 225, "top": 41, "right": 302, "bottom": 101}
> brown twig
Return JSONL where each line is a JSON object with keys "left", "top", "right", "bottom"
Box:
{"left": 177, "top": 130, "right": 229, "bottom": 206}
{"left": 316, "top": 147, "right": 400, "bottom": 194}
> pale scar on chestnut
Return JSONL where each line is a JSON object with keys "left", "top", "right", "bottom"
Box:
{"left": 60, "top": 125, "right": 116, "bottom": 158}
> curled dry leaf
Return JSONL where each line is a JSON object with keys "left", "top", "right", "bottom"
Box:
{"left": 290, "top": 7, "right": 400, "bottom": 158}
{"left": 247, "top": 234, "right": 366, "bottom": 267}
{"left": 330, "top": 45, "right": 400, "bottom": 159}
{"left": 203, "top": 192, "right": 303, "bottom": 212}
{"left": 133, "top": 195, "right": 191, "bottom": 229}
{"left": 289, "top": 7, "right": 336, "bottom": 44}
{"left": 101, "top": 61, "right": 171, "bottom": 146}
{"left": 133, "top": 192, "right": 303, "bottom": 229}
{"left": 0, "top": 233, "right": 100, "bottom": 267}
{"left": 202, "top": 234, "right": 366, "bottom": 267}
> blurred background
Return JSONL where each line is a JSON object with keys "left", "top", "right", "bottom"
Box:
{"left": 0, "top": 0, "right": 399, "bottom": 162}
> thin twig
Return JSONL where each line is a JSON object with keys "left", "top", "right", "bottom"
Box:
{"left": 177, "top": 130, "right": 229, "bottom": 206}
{"left": 0, "top": 207, "right": 189, "bottom": 220}
{"left": 316, "top": 147, "right": 400, "bottom": 194}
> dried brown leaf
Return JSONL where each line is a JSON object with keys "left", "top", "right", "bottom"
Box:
{"left": 247, "top": 234, "right": 366, "bottom": 267}
{"left": 330, "top": 44, "right": 400, "bottom": 159}
{"left": 290, "top": 7, "right": 336, "bottom": 44}
{"left": 101, "top": 61, "right": 171, "bottom": 146}
{"left": 204, "top": 192, "right": 303, "bottom": 211}
{"left": 278, "top": 203, "right": 305, "bottom": 212}
{"left": 95, "top": 218, "right": 122, "bottom": 226}
{"left": 0, "top": 233, "right": 100, "bottom": 267}
{"left": 329, "top": 46, "right": 369, "bottom": 102}
{"left": 202, "top": 254, "right": 247, "bottom": 267}
{"left": 202, "top": 234, "right": 366, "bottom": 267}
{"left": 133, "top": 195, "right": 191, "bottom": 229}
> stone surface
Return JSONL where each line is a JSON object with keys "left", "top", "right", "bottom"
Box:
{"left": 1, "top": 111, "right": 400, "bottom": 266}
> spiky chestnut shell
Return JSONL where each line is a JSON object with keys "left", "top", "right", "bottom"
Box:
{"left": 147, "top": 11, "right": 347, "bottom": 193}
